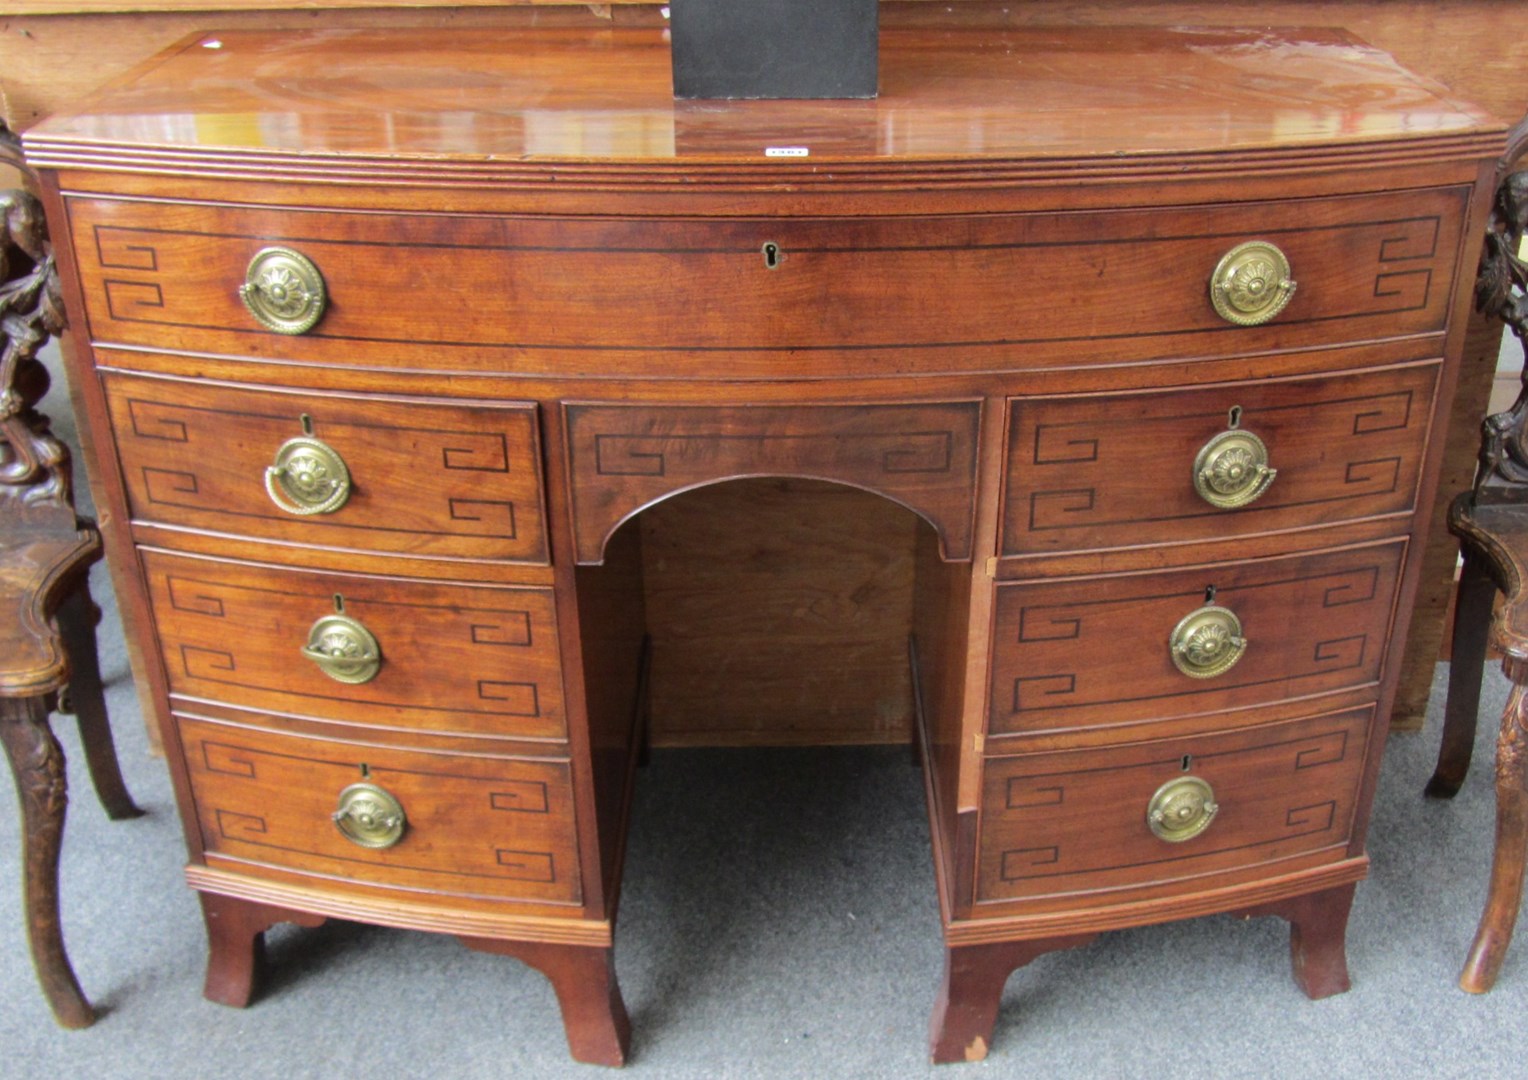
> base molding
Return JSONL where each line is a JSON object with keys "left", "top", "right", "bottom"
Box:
{"left": 185, "top": 865, "right": 613, "bottom": 947}
{"left": 946, "top": 857, "right": 1369, "bottom": 946}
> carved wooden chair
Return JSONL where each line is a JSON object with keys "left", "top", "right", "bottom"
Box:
{"left": 1, "top": 123, "right": 143, "bottom": 1027}
{"left": 1428, "top": 124, "right": 1528, "bottom": 993}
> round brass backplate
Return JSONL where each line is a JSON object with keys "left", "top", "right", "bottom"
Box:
{"left": 1147, "top": 775, "right": 1219, "bottom": 843}
{"left": 301, "top": 612, "right": 381, "bottom": 684}
{"left": 1209, "top": 240, "right": 1296, "bottom": 326}
{"left": 239, "top": 246, "right": 327, "bottom": 334}
{"left": 1193, "top": 428, "right": 1276, "bottom": 510}
{"left": 333, "top": 782, "right": 406, "bottom": 849}
{"left": 1169, "top": 603, "right": 1247, "bottom": 679}
{"left": 265, "top": 435, "right": 351, "bottom": 515}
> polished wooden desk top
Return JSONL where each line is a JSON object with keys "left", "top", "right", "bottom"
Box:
{"left": 27, "top": 26, "right": 1502, "bottom": 170}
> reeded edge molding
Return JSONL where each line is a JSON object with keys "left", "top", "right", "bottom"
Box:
{"left": 22, "top": 132, "right": 1508, "bottom": 193}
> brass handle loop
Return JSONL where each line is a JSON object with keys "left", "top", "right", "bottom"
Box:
{"left": 239, "top": 246, "right": 327, "bottom": 334}
{"left": 265, "top": 435, "right": 351, "bottom": 516}
{"left": 301, "top": 612, "right": 381, "bottom": 684}
{"left": 1147, "top": 776, "right": 1219, "bottom": 843}
{"left": 1169, "top": 603, "right": 1247, "bottom": 679}
{"left": 1193, "top": 428, "right": 1276, "bottom": 509}
{"left": 333, "top": 782, "right": 407, "bottom": 849}
{"left": 1210, "top": 240, "right": 1296, "bottom": 326}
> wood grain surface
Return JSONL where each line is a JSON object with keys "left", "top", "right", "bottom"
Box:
{"left": 142, "top": 549, "right": 569, "bottom": 742}
{"left": 102, "top": 370, "right": 549, "bottom": 565}
{"left": 1001, "top": 364, "right": 1442, "bottom": 558}
{"left": 8, "top": 2, "right": 1527, "bottom": 134}
{"left": 564, "top": 401, "right": 980, "bottom": 564}
{"left": 639, "top": 479, "right": 918, "bottom": 746}
{"left": 179, "top": 715, "right": 584, "bottom": 904}
{"left": 62, "top": 192, "right": 1471, "bottom": 377}
{"left": 987, "top": 541, "right": 1407, "bottom": 737}
{"left": 976, "top": 707, "right": 1371, "bottom": 904}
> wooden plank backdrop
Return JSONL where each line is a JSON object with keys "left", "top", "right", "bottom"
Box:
{"left": 4, "top": 1, "right": 1524, "bottom": 744}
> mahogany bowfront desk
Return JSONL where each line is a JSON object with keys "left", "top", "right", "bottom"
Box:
{"left": 22, "top": 26, "right": 1510, "bottom": 1064}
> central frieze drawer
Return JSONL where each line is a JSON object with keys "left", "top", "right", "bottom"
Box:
{"left": 66, "top": 188, "right": 1465, "bottom": 374}
{"left": 987, "top": 540, "right": 1404, "bottom": 737}
{"left": 563, "top": 400, "right": 981, "bottom": 563}
{"left": 975, "top": 707, "right": 1370, "bottom": 905}
{"left": 1001, "top": 363, "right": 1439, "bottom": 557}
{"left": 102, "top": 371, "right": 548, "bottom": 564}
{"left": 179, "top": 717, "right": 581, "bottom": 904}
{"left": 142, "top": 550, "right": 566, "bottom": 741}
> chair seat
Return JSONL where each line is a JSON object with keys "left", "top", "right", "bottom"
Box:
{"left": 1451, "top": 497, "right": 1528, "bottom": 675}
{"left": 0, "top": 528, "right": 100, "bottom": 697}
{"left": 1434, "top": 491, "right": 1528, "bottom": 992}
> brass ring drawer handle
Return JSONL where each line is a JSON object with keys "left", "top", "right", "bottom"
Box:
{"left": 239, "top": 246, "right": 327, "bottom": 334}
{"left": 1210, "top": 240, "right": 1296, "bottom": 326}
{"left": 1148, "top": 775, "right": 1218, "bottom": 843}
{"left": 302, "top": 612, "right": 381, "bottom": 684}
{"left": 1193, "top": 428, "right": 1276, "bottom": 509}
{"left": 265, "top": 435, "right": 351, "bottom": 516}
{"left": 333, "top": 782, "right": 406, "bottom": 849}
{"left": 1170, "top": 603, "right": 1246, "bottom": 679}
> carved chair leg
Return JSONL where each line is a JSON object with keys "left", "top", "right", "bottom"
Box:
{"left": 0, "top": 695, "right": 94, "bottom": 1028}
{"left": 55, "top": 584, "right": 143, "bottom": 821}
{"left": 1460, "top": 680, "right": 1528, "bottom": 992}
{"left": 1430, "top": 550, "right": 1497, "bottom": 798}
{"left": 928, "top": 934, "right": 1096, "bottom": 1064}
{"left": 198, "top": 892, "right": 326, "bottom": 1007}
{"left": 1234, "top": 883, "right": 1356, "bottom": 999}
{"left": 460, "top": 937, "right": 631, "bottom": 1067}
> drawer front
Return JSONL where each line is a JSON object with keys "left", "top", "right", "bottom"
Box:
{"left": 1001, "top": 364, "right": 1439, "bottom": 556}
{"left": 103, "top": 371, "right": 548, "bottom": 564}
{"left": 67, "top": 189, "right": 1465, "bottom": 374}
{"left": 564, "top": 400, "right": 981, "bottom": 563}
{"left": 987, "top": 541, "right": 1404, "bottom": 736}
{"left": 976, "top": 708, "right": 1370, "bottom": 904}
{"left": 180, "top": 718, "right": 581, "bottom": 904}
{"left": 143, "top": 551, "right": 566, "bottom": 740}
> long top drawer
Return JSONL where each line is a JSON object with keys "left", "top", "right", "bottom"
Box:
{"left": 66, "top": 189, "right": 1467, "bottom": 377}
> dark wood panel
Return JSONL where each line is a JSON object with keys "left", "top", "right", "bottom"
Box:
{"left": 564, "top": 400, "right": 981, "bottom": 564}
{"left": 63, "top": 190, "right": 1467, "bottom": 377}
{"left": 639, "top": 479, "right": 917, "bottom": 746}
{"left": 573, "top": 516, "right": 648, "bottom": 890}
{"left": 987, "top": 542, "right": 1406, "bottom": 737}
{"left": 102, "top": 369, "right": 548, "bottom": 563}
{"left": 142, "top": 550, "right": 567, "bottom": 740}
{"left": 976, "top": 707, "right": 1370, "bottom": 904}
{"left": 1002, "top": 363, "right": 1440, "bottom": 557}
{"left": 912, "top": 518, "right": 975, "bottom": 903}
{"left": 180, "top": 716, "right": 582, "bottom": 904}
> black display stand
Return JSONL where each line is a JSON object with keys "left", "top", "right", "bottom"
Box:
{"left": 670, "top": 0, "right": 878, "bottom": 100}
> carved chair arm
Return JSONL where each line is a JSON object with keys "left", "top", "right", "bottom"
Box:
{"left": 1472, "top": 116, "right": 1528, "bottom": 498}
{"left": 0, "top": 120, "right": 73, "bottom": 524}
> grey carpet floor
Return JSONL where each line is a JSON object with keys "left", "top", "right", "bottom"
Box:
{"left": 4, "top": 350, "right": 1526, "bottom": 1077}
